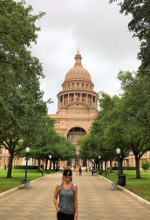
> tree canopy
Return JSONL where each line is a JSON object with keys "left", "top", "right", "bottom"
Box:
{"left": 109, "top": 0, "right": 150, "bottom": 75}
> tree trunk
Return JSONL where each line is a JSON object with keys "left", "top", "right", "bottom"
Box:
{"left": 135, "top": 156, "right": 141, "bottom": 179}
{"left": 45, "top": 159, "right": 48, "bottom": 170}
{"left": 38, "top": 159, "right": 40, "bottom": 171}
{"left": 7, "top": 152, "right": 14, "bottom": 178}
{"left": 110, "top": 160, "right": 113, "bottom": 173}
{"left": 101, "top": 161, "right": 103, "bottom": 170}
{"left": 104, "top": 160, "right": 107, "bottom": 177}
{"left": 53, "top": 161, "right": 55, "bottom": 170}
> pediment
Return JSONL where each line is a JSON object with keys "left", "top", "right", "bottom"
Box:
{"left": 65, "top": 100, "right": 90, "bottom": 110}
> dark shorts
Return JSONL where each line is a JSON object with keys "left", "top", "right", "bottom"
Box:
{"left": 57, "top": 211, "right": 74, "bottom": 220}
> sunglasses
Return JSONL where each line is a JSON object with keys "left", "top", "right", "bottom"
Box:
{"left": 64, "top": 173, "right": 72, "bottom": 177}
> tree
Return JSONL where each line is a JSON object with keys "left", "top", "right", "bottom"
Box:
{"left": 31, "top": 116, "right": 76, "bottom": 171}
{"left": 28, "top": 115, "right": 55, "bottom": 170}
{"left": 109, "top": 0, "right": 150, "bottom": 75}
{"left": 118, "top": 71, "right": 150, "bottom": 178}
{"left": 0, "top": 0, "right": 48, "bottom": 178}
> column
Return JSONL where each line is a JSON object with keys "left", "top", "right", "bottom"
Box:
{"left": 86, "top": 93, "right": 88, "bottom": 104}
{"left": 63, "top": 95, "right": 64, "bottom": 106}
{"left": 80, "top": 93, "right": 82, "bottom": 102}
{"left": 68, "top": 94, "right": 69, "bottom": 104}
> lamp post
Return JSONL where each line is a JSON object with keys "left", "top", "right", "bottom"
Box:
{"left": 116, "top": 148, "right": 121, "bottom": 184}
{"left": 24, "top": 147, "right": 30, "bottom": 184}
{"left": 49, "top": 155, "right": 52, "bottom": 174}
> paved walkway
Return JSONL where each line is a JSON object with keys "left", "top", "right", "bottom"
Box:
{"left": 0, "top": 172, "right": 150, "bottom": 220}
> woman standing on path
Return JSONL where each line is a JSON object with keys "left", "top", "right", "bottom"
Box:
{"left": 53, "top": 168, "right": 78, "bottom": 220}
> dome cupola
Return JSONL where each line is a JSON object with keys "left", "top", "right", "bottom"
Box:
{"left": 64, "top": 51, "right": 92, "bottom": 82}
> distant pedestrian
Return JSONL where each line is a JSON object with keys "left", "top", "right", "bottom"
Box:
{"left": 79, "top": 166, "right": 82, "bottom": 176}
{"left": 53, "top": 168, "right": 78, "bottom": 220}
{"left": 76, "top": 165, "right": 79, "bottom": 175}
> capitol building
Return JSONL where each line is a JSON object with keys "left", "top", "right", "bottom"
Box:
{"left": 49, "top": 51, "right": 98, "bottom": 167}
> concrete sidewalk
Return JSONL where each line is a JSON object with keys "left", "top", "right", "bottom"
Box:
{"left": 0, "top": 172, "right": 150, "bottom": 220}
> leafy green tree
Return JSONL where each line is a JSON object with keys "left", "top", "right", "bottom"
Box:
{"left": 0, "top": 0, "right": 47, "bottom": 178}
{"left": 50, "top": 136, "right": 76, "bottom": 170}
{"left": 31, "top": 116, "right": 76, "bottom": 171}
{"left": 118, "top": 71, "right": 150, "bottom": 178}
{"left": 109, "top": 0, "right": 150, "bottom": 75}
{"left": 27, "top": 116, "right": 55, "bottom": 170}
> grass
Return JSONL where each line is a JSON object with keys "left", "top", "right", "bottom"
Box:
{"left": 0, "top": 168, "right": 49, "bottom": 193}
{"left": 102, "top": 170, "right": 150, "bottom": 202}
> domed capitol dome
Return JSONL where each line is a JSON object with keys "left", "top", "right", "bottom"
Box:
{"left": 57, "top": 51, "right": 98, "bottom": 111}
{"left": 64, "top": 51, "right": 92, "bottom": 82}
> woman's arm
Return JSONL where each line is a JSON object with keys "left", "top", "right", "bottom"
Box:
{"left": 53, "top": 184, "right": 61, "bottom": 213}
{"left": 74, "top": 184, "right": 78, "bottom": 220}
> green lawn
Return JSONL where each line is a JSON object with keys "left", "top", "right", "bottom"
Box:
{"left": 0, "top": 168, "right": 49, "bottom": 193}
{"left": 102, "top": 170, "right": 150, "bottom": 202}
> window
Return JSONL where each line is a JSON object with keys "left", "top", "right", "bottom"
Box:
{"left": 77, "top": 83, "right": 79, "bottom": 88}
{"left": 82, "top": 83, "right": 84, "bottom": 88}
{"left": 72, "top": 83, "right": 74, "bottom": 88}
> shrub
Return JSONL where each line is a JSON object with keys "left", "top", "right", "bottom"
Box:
{"left": 123, "top": 167, "right": 136, "bottom": 170}
{"left": 142, "top": 161, "right": 150, "bottom": 171}
{"left": 14, "top": 165, "right": 38, "bottom": 169}
{"left": 112, "top": 167, "right": 136, "bottom": 170}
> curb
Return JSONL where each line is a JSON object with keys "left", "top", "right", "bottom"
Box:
{"left": 99, "top": 174, "right": 150, "bottom": 209}
{"left": 0, "top": 172, "right": 57, "bottom": 199}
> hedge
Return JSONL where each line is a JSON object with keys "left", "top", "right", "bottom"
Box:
{"left": 112, "top": 167, "right": 136, "bottom": 170}
{"left": 14, "top": 165, "right": 38, "bottom": 169}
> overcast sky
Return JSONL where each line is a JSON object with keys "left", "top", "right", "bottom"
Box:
{"left": 22, "top": 0, "right": 140, "bottom": 114}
